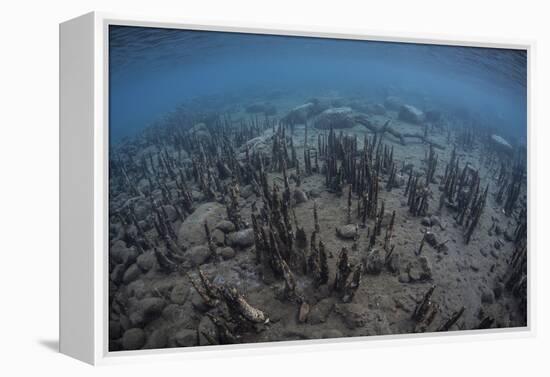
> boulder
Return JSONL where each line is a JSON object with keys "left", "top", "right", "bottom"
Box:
{"left": 293, "top": 188, "right": 308, "bottom": 204}
{"left": 365, "top": 248, "right": 384, "bottom": 275}
{"left": 217, "top": 246, "right": 236, "bottom": 260}
{"left": 185, "top": 245, "right": 211, "bottom": 266}
{"left": 481, "top": 289, "right": 495, "bottom": 304}
{"left": 211, "top": 228, "right": 225, "bottom": 246}
{"left": 129, "top": 297, "right": 166, "bottom": 327}
{"left": 336, "top": 224, "right": 357, "bottom": 240}
{"left": 136, "top": 251, "right": 156, "bottom": 272}
{"left": 366, "top": 103, "right": 387, "bottom": 115}
{"left": 171, "top": 329, "right": 198, "bottom": 348}
{"left": 121, "top": 328, "right": 146, "bottom": 350}
{"left": 111, "top": 241, "right": 138, "bottom": 266}
{"left": 110, "top": 264, "right": 125, "bottom": 284}
{"left": 227, "top": 228, "right": 255, "bottom": 248}
{"left": 170, "top": 284, "right": 190, "bottom": 305}
{"left": 308, "top": 188, "right": 322, "bottom": 198}
{"left": 122, "top": 263, "right": 142, "bottom": 284}
{"left": 161, "top": 205, "right": 178, "bottom": 222}
{"left": 408, "top": 256, "right": 432, "bottom": 282}
{"left": 189, "top": 123, "right": 211, "bottom": 141}
{"left": 425, "top": 110, "right": 442, "bottom": 122}
{"left": 313, "top": 107, "right": 356, "bottom": 129}
{"left": 282, "top": 102, "right": 318, "bottom": 125}
{"left": 198, "top": 316, "right": 218, "bottom": 346}
{"left": 216, "top": 220, "right": 236, "bottom": 233}
{"left": 334, "top": 303, "right": 367, "bottom": 329}
{"left": 307, "top": 298, "right": 335, "bottom": 325}
{"left": 143, "top": 329, "right": 168, "bottom": 349}
{"left": 490, "top": 134, "right": 513, "bottom": 155}
{"left": 384, "top": 96, "right": 403, "bottom": 111}
{"left": 177, "top": 202, "right": 226, "bottom": 249}
{"left": 133, "top": 199, "right": 151, "bottom": 221}
{"left": 398, "top": 104, "right": 424, "bottom": 124}
{"left": 321, "top": 329, "right": 344, "bottom": 339}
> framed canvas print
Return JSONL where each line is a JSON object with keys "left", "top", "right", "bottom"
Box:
{"left": 59, "top": 12, "right": 532, "bottom": 365}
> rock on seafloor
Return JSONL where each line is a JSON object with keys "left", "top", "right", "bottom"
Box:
{"left": 185, "top": 245, "right": 211, "bottom": 266}
{"left": 398, "top": 104, "right": 424, "bottom": 124}
{"left": 227, "top": 228, "right": 255, "bottom": 248}
{"left": 122, "top": 328, "right": 146, "bottom": 350}
{"left": 177, "top": 202, "right": 226, "bottom": 249}
{"left": 336, "top": 224, "right": 357, "bottom": 239}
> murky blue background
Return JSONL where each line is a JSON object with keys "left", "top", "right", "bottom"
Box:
{"left": 109, "top": 25, "right": 527, "bottom": 143}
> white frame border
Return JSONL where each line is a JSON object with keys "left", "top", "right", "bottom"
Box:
{"left": 86, "top": 11, "right": 534, "bottom": 365}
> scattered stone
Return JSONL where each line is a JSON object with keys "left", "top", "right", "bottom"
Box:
{"left": 227, "top": 228, "right": 255, "bottom": 248}
{"left": 162, "top": 303, "right": 185, "bottom": 322}
{"left": 384, "top": 96, "right": 403, "bottom": 111}
{"left": 425, "top": 110, "right": 442, "bottom": 122}
{"left": 162, "top": 205, "right": 178, "bottom": 222}
{"left": 127, "top": 279, "right": 147, "bottom": 299}
{"left": 481, "top": 289, "right": 495, "bottom": 304}
{"left": 133, "top": 200, "right": 151, "bottom": 221}
{"left": 111, "top": 243, "right": 138, "bottom": 266}
{"left": 309, "top": 188, "right": 322, "bottom": 198}
{"left": 170, "top": 284, "right": 189, "bottom": 305}
{"left": 298, "top": 302, "right": 310, "bottom": 323}
{"left": 307, "top": 298, "right": 335, "bottom": 325}
{"left": 171, "top": 329, "right": 198, "bottom": 347}
{"left": 398, "top": 272, "right": 410, "bottom": 283}
{"left": 408, "top": 256, "right": 432, "bottom": 282}
{"left": 110, "top": 264, "right": 125, "bottom": 284}
{"left": 313, "top": 107, "right": 356, "bottom": 129}
{"left": 494, "top": 282, "right": 505, "bottom": 300}
{"left": 367, "top": 103, "right": 386, "bottom": 115}
{"left": 421, "top": 217, "right": 432, "bottom": 226}
{"left": 240, "top": 185, "right": 254, "bottom": 199}
{"left": 503, "top": 230, "right": 514, "bottom": 242}
{"left": 365, "top": 249, "right": 384, "bottom": 275}
{"left": 136, "top": 251, "right": 156, "bottom": 272}
{"left": 144, "top": 329, "right": 168, "bottom": 349}
{"left": 217, "top": 246, "right": 236, "bottom": 260}
{"left": 321, "top": 329, "right": 344, "bottom": 339}
{"left": 122, "top": 263, "right": 142, "bottom": 284}
{"left": 176, "top": 202, "right": 226, "bottom": 249}
{"left": 334, "top": 303, "right": 367, "bottom": 329}
{"left": 293, "top": 188, "right": 308, "bottom": 204}
{"left": 424, "top": 232, "right": 439, "bottom": 247}
{"left": 336, "top": 224, "right": 357, "bottom": 239}
{"left": 121, "top": 328, "right": 146, "bottom": 350}
{"left": 216, "top": 220, "right": 236, "bottom": 233}
{"left": 211, "top": 228, "right": 225, "bottom": 246}
{"left": 490, "top": 134, "right": 513, "bottom": 156}
{"left": 189, "top": 288, "right": 209, "bottom": 312}
{"left": 198, "top": 315, "right": 218, "bottom": 346}
{"left": 129, "top": 297, "right": 166, "bottom": 326}
{"left": 386, "top": 251, "right": 400, "bottom": 273}
{"left": 185, "top": 245, "right": 211, "bottom": 266}
{"left": 398, "top": 104, "right": 424, "bottom": 124}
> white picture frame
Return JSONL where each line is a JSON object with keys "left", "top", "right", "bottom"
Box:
{"left": 59, "top": 11, "right": 534, "bottom": 365}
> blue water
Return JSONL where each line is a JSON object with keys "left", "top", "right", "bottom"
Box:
{"left": 109, "top": 25, "right": 527, "bottom": 144}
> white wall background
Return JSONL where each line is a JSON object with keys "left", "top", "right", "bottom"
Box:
{"left": 1, "top": 0, "right": 548, "bottom": 375}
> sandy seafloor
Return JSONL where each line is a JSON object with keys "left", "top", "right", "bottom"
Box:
{"left": 108, "top": 91, "right": 527, "bottom": 351}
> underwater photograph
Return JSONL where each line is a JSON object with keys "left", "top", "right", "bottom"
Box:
{"left": 107, "top": 25, "right": 528, "bottom": 352}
